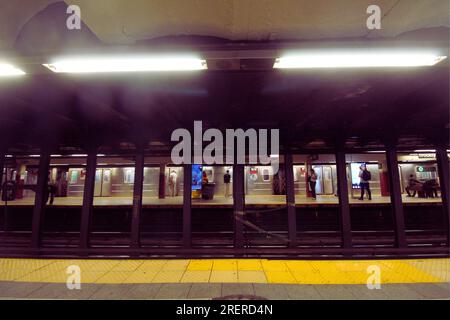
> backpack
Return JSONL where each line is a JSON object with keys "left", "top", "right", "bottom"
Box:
{"left": 362, "top": 170, "right": 371, "bottom": 181}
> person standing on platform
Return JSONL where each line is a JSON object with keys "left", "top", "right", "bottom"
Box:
{"left": 224, "top": 170, "right": 231, "bottom": 197}
{"left": 308, "top": 168, "right": 317, "bottom": 200}
{"left": 406, "top": 174, "right": 421, "bottom": 197}
{"left": 47, "top": 182, "right": 57, "bottom": 205}
{"left": 358, "top": 164, "right": 372, "bottom": 200}
{"left": 169, "top": 170, "right": 178, "bottom": 197}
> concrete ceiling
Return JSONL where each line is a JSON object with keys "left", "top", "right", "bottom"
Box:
{"left": 0, "top": 0, "right": 448, "bottom": 50}
{"left": 0, "top": 1, "right": 448, "bottom": 152}
{"left": 0, "top": 0, "right": 59, "bottom": 50}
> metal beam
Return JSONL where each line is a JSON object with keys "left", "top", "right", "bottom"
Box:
{"left": 233, "top": 164, "right": 245, "bottom": 248}
{"left": 182, "top": 164, "right": 192, "bottom": 248}
{"left": 284, "top": 152, "right": 297, "bottom": 247}
{"left": 435, "top": 146, "right": 450, "bottom": 244}
{"left": 79, "top": 148, "right": 97, "bottom": 250}
{"left": 335, "top": 150, "right": 352, "bottom": 248}
{"left": 386, "top": 147, "right": 407, "bottom": 248}
{"left": 31, "top": 150, "right": 51, "bottom": 248}
{"left": 131, "top": 148, "right": 144, "bottom": 249}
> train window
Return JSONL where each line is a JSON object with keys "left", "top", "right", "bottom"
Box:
{"left": 95, "top": 170, "right": 102, "bottom": 182}
{"left": 262, "top": 168, "right": 270, "bottom": 181}
{"left": 293, "top": 165, "right": 305, "bottom": 182}
{"left": 123, "top": 168, "right": 135, "bottom": 184}
{"left": 103, "top": 169, "right": 111, "bottom": 183}
{"left": 69, "top": 169, "right": 79, "bottom": 184}
{"left": 202, "top": 166, "right": 214, "bottom": 182}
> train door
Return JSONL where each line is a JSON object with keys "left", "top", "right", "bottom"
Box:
{"left": 312, "top": 165, "right": 334, "bottom": 195}
{"left": 322, "top": 166, "right": 333, "bottom": 194}
{"left": 94, "top": 169, "right": 103, "bottom": 196}
{"left": 94, "top": 169, "right": 112, "bottom": 197}
{"left": 55, "top": 168, "right": 68, "bottom": 197}
{"left": 311, "top": 166, "right": 323, "bottom": 194}
{"left": 165, "top": 167, "right": 183, "bottom": 196}
{"left": 101, "top": 169, "right": 112, "bottom": 196}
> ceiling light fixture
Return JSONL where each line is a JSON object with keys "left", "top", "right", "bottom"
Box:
{"left": 0, "top": 63, "right": 26, "bottom": 76}
{"left": 273, "top": 50, "right": 447, "bottom": 69}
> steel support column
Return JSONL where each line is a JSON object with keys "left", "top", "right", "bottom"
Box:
{"left": 182, "top": 164, "right": 192, "bottom": 248}
{"left": 31, "top": 150, "right": 51, "bottom": 248}
{"left": 159, "top": 164, "right": 166, "bottom": 199}
{"left": 335, "top": 150, "right": 352, "bottom": 248}
{"left": 284, "top": 152, "right": 297, "bottom": 247}
{"left": 386, "top": 147, "right": 407, "bottom": 248}
{"left": 233, "top": 164, "right": 245, "bottom": 248}
{"left": 0, "top": 152, "right": 4, "bottom": 187}
{"left": 79, "top": 148, "right": 97, "bottom": 250}
{"left": 131, "top": 148, "right": 144, "bottom": 249}
{"left": 435, "top": 146, "right": 450, "bottom": 244}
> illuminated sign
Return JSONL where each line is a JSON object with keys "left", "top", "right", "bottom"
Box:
{"left": 192, "top": 164, "right": 202, "bottom": 191}
{"left": 350, "top": 163, "right": 365, "bottom": 189}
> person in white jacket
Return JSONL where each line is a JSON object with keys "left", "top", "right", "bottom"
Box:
{"left": 168, "top": 170, "right": 178, "bottom": 197}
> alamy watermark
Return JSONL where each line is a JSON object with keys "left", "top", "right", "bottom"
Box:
{"left": 66, "top": 265, "right": 81, "bottom": 290}
{"left": 171, "top": 121, "right": 279, "bottom": 173}
{"left": 366, "top": 265, "right": 381, "bottom": 289}
{"left": 367, "top": 5, "right": 381, "bottom": 30}
{"left": 66, "top": 5, "right": 81, "bottom": 30}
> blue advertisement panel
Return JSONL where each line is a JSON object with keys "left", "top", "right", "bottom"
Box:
{"left": 192, "top": 164, "right": 203, "bottom": 190}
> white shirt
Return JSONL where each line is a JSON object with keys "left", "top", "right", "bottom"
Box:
{"left": 169, "top": 172, "right": 177, "bottom": 184}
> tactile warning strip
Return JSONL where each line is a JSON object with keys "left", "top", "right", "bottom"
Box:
{"left": 0, "top": 258, "right": 448, "bottom": 285}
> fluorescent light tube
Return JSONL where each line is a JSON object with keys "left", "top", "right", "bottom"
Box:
{"left": 0, "top": 63, "right": 26, "bottom": 76}
{"left": 274, "top": 50, "right": 447, "bottom": 69}
{"left": 43, "top": 56, "right": 207, "bottom": 73}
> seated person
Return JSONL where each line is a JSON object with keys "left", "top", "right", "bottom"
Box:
{"left": 423, "top": 179, "right": 439, "bottom": 198}
{"left": 405, "top": 174, "right": 422, "bottom": 197}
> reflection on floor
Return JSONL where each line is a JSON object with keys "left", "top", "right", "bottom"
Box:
{"left": 0, "top": 194, "right": 442, "bottom": 207}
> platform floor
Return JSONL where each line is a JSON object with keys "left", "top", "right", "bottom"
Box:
{"left": 0, "top": 194, "right": 442, "bottom": 207}
{"left": 1, "top": 282, "right": 449, "bottom": 300}
{"left": 0, "top": 258, "right": 448, "bottom": 299}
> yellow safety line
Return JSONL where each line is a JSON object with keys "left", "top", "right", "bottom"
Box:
{"left": 0, "top": 258, "right": 448, "bottom": 285}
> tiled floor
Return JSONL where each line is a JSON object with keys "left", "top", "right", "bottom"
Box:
{"left": 0, "top": 258, "right": 448, "bottom": 299}
{"left": 0, "top": 282, "right": 449, "bottom": 300}
{"left": 0, "top": 258, "right": 448, "bottom": 284}
{"left": 0, "top": 194, "right": 442, "bottom": 207}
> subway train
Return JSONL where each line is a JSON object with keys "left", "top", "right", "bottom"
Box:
{"left": 1, "top": 155, "right": 440, "bottom": 200}
{"left": 0, "top": 153, "right": 446, "bottom": 256}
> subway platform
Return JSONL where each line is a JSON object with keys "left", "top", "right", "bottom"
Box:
{"left": 0, "top": 258, "right": 449, "bottom": 299}
{"left": 0, "top": 194, "right": 442, "bottom": 207}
